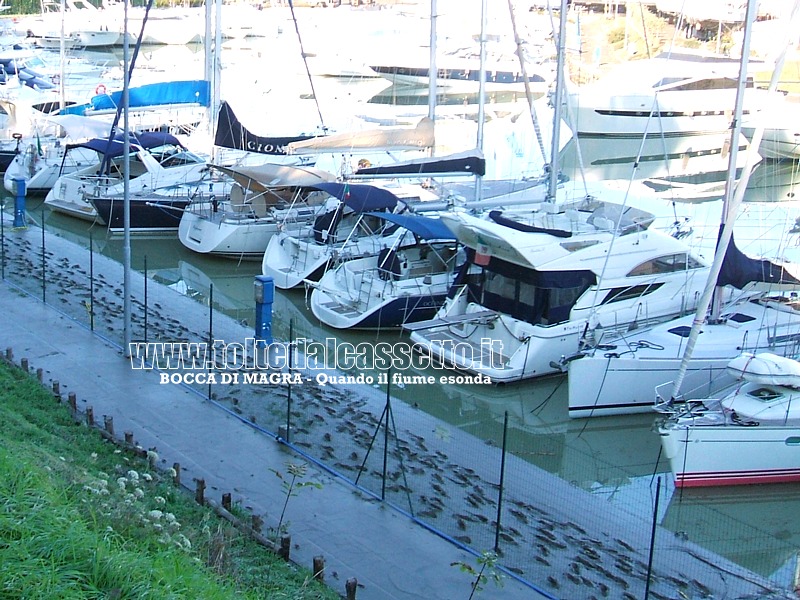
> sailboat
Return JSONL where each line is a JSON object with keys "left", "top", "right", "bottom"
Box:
{"left": 653, "top": 0, "right": 800, "bottom": 488}
{"left": 564, "top": 0, "right": 800, "bottom": 418}
{"left": 178, "top": 162, "right": 336, "bottom": 259}
{"left": 308, "top": 212, "right": 460, "bottom": 329}
{"left": 261, "top": 182, "right": 423, "bottom": 289}
{"left": 658, "top": 351, "right": 800, "bottom": 487}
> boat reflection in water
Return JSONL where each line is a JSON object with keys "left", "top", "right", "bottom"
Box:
{"left": 661, "top": 484, "right": 800, "bottom": 582}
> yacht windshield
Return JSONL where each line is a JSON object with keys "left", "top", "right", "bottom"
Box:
{"left": 458, "top": 250, "right": 595, "bottom": 326}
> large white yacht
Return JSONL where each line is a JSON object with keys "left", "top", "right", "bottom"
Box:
{"left": 566, "top": 51, "right": 778, "bottom": 138}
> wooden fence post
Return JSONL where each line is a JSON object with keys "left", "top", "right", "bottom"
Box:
{"left": 313, "top": 555, "right": 325, "bottom": 582}
{"left": 345, "top": 578, "right": 358, "bottom": 600}
{"left": 195, "top": 478, "right": 206, "bottom": 505}
{"left": 278, "top": 535, "right": 291, "bottom": 561}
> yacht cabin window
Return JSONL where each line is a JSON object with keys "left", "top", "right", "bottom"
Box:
{"left": 627, "top": 253, "right": 702, "bottom": 277}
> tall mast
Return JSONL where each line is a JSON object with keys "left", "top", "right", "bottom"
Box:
{"left": 547, "top": 0, "right": 568, "bottom": 201}
{"left": 669, "top": 0, "right": 758, "bottom": 400}
{"left": 427, "top": 0, "right": 436, "bottom": 124}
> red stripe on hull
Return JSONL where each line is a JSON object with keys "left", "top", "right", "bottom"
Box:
{"left": 676, "top": 471, "right": 800, "bottom": 488}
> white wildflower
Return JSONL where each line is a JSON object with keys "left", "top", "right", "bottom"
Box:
{"left": 116, "top": 477, "right": 127, "bottom": 490}
{"left": 90, "top": 452, "right": 98, "bottom": 459}
{"left": 167, "top": 468, "right": 177, "bottom": 479}
{"left": 98, "top": 472, "right": 109, "bottom": 479}
{"left": 142, "top": 473, "right": 153, "bottom": 482}
{"left": 133, "top": 487, "right": 145, "bottom": 499}
{"left": 126, "top": 470, "right": 139, "bottom": 482}
{"left": 154, "top": 496, "right": 166, "bottom": 505}
{"left": 152, "top": 523, "right": 163, "bottom": 532}
{"left": 148, "top": 510, "right": 163, "bottom": 520}
{"left": 146, "top": 450, "right": 159, "bottom": 465}
{"left": 164, "top": 512, "right": 176, "bottom": 524}
{"left": 175, "top": 534, "right": 191, "bottom": 550}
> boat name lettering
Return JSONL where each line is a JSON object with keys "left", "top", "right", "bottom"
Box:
{"left": 246, "top": 141, "right": 290, "bottom": 155}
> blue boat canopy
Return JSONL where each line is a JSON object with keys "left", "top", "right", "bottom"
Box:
{"left": 367, "top": 212, "right": 455, "bottom": 241}
{"left": 59, "top": 80, "right": 211, "bottom": 116}
{"left": 66, "top": 132, "right": 183, "bottom": 158}
{"left": 310, "top": 183, "right": 399, "bottom": 213}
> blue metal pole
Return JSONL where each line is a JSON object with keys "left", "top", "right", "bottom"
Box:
{"left": 12, "top": 178, "right": 26, "bottom": 228}
{"left": 254, "top": 275, "right": 274, "bottom": 345}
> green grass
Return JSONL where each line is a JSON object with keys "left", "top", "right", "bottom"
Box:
{"left": 0, "top": 360, "right": 341, "bottom": 600}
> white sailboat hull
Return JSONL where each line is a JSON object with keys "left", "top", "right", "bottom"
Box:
{"left": 659, "top": 422, "right": 800, "bottom": 487}
{"left": 178, "top": 210, "right": 279, "bottom": 260}
{"left": 567, "top": 295, "right": 800, "bottom": 417}
{"left": 178, "top": 203, "right": 320, "bottom": 260}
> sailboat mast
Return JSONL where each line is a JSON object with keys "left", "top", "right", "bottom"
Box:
{"left": 669, "top": 0, "right": 758, "bottom": 400}
{"left": 427, "top": 0, "right": 436, "bottom": 123}
{"left": 474, "top": 0, "right": 487, "bottom": 203}
{"left": 547, "top": 0, "right": 568, "bottom": 201}
{"left": 122, "top": 0, "right": 131, "bottom": 356}
{"left": 59, "top": 0, "right": 65, "bottom": 111}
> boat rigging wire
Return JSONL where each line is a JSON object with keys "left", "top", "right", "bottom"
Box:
{"left": 287, "top": 0, "right": 327, "bottom": 132}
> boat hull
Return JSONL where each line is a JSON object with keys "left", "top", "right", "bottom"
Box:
{"left": 92, "top": 196, "right": 189, "bottom": 232}
{"left": 178, "top": 209, "right": 278, "bottom": 260}
{"left": 660, "top": 424, "right": 800, "bottom": 487}
{"left": 567, "top": 296, "right": 800, "bottom": 417}
{"left": 312, "top": 288, "right": 447, "bottom": 329}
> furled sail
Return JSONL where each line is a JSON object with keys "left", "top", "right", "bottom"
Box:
{"left": 353, "top": 149, "right": 485, "bottom": 177}
{"left": 213, "top": 100, "right": 318, "bottom": 155}
{"left": 286, "top": 118, "right": 435, "bottom": 155}
{"left": 717, "top": 225, "right": 800, "bottom": 289}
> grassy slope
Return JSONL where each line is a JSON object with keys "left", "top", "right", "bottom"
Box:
{"left": 0, "top": 360, "right": 340, "bottom": 600}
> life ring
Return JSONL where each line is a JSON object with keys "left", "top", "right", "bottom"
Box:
{"left": 95, "top": 84, "right": 107, "bottom": 95}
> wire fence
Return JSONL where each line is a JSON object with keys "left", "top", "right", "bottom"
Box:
{"left": 1, "top": 204, "right": 798, "bottom": 600}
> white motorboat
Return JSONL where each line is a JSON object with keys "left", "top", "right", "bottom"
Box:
{"left": 368, "top": 59, "right": 549, "bottom": 94}
{"left": 657, "top": 352, "right": 800, "bottom": 488}
{"left": 566, "top": 50, "right": 779, "bottom": 138}
{"left": 405, "top": 197, "right": 717, "bottom": 383}
{"left": 44, "top": 131, "right": 211, "bottom": 222}
{"left": 178, "top": 163, "right": 337, "bottom": 260}
{"left": 309, "top": 212, "right": 460, "bottom": 329}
